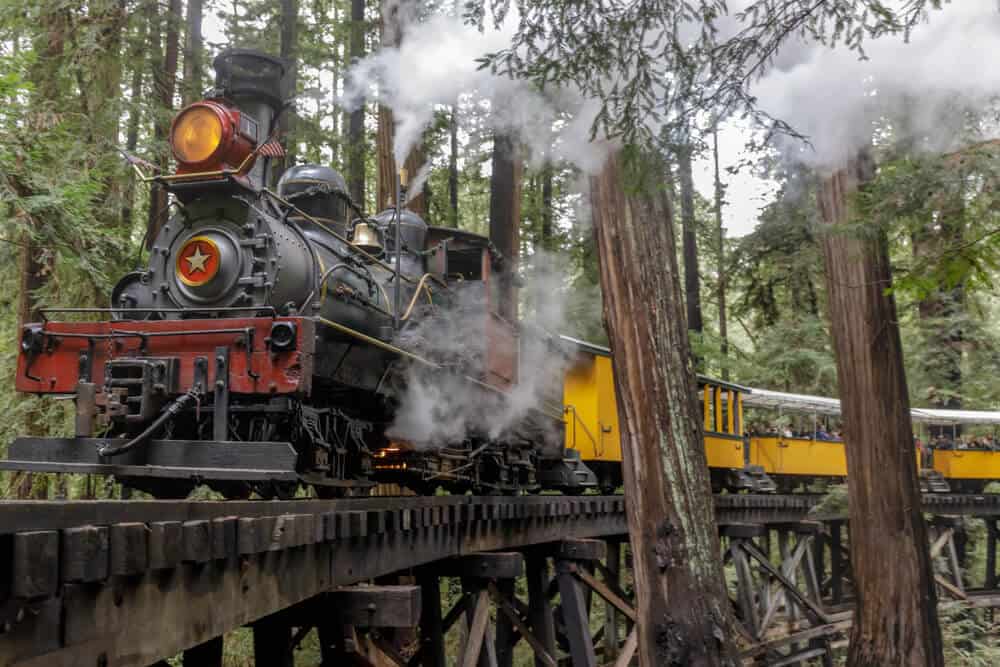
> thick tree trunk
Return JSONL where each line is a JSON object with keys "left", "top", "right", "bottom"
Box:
{"left": 376, "top": 0, "right": 427, "bottom": 215}
{"left": 677, "top": 144, "right": 702, "bottom": 334}
{"left": 712, "top": 127, "right": 728, "bottom": 380}
{"left": 122, "top": 2, "right": 150, "bottom": 229}
{"left": 590, "top": 149, "right": 737, "bottom": 666}
{"left": 181, "top": 0, "right": 203, "bottom": 106}
{"left": 488, "top": 130, "right": 522, "bottom": 321}
{"left": 279, "top": 0, "right": 298, "bottom": 167}
{"left": 346, "top": 0, "right": 366, "bottom": 206}
{"left": 817, "top": 153, "right": 944, "bottom": 667}
{"left": 145, "top": 0, "right": 180, "bottom": 247}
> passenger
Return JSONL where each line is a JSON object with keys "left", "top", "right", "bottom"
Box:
{"left": 815, "top": 427, "right": 832, "bottom": 441}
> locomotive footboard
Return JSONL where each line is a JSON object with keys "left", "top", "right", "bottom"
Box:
{"left": 0, "top": 437, "right": 299, "bottom": 482}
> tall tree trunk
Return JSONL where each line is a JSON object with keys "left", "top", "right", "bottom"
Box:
{"left": 346, "top": 0, "right": 366, "bottom": 205}
{"left": 376, "top": 0, "right": 427, "bottom": 215}
{"left": 145, "top": 0, "right": 181, "bottom": 247}
{"left": 590, "top": 149, "right": 737, "bottom": 666}
{"left": 279, "top": 0, "right": 298, "bottom": 167}
{"left": 712, "top": 127, "right": 728, "bottom": 380}
{"left": 677, "top": 143, "right": 702, "bottom": 334}
{"left": 488, "top": 130, "right": 522, "bottom": 321}
{"left": 817, "top": 153, "right": 944, "bottom": 667}
{"left": 540, "top": 165, "right": 553, "bottom": 251}
{"left": 914, "top": 206, "right": 965, "bottom": 437}
{"left": 122, "top": 2, "right": 150, "bottom": 229}
{"left": 448, "top": 103, "right": 459, "bottom": 226}
{"left": 181, "top": 0, "right": 203, "bottom": 106}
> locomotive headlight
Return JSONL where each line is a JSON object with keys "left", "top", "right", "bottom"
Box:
{"left": 170, "top": 105, "right": 225, "bottom": 165}
{"left": 269, "top": 322, "right": 297, "bottom": 352}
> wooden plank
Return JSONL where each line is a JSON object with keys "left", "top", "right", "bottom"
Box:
{"left": 13, "top": 531, "right": 58, "bottom": 598}
{"left": 329, "top": 585, "right": 422, "bottom": 627}
{"left": 460, "top": 590, "right": 491, "bottom": 667}
{"left": 62, "top": 526, "right": 109, "bottom": 583}
{"left": 743, "top": 542, "right": 830, "bottom": 624}
{"left": 487, "top": 583, "right": 557, "bottom": 667}
{"left": 110, "top": 523, "right": 148, "bottom": 577}
{"left": 148, "top": 521, "right": 183, "bottom": 570}
{"left": 183, "top": 520, "right": 212, "bottom": 563}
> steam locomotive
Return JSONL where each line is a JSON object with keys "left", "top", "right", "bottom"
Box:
{"left": 1, "top": 50, "right": 597, "bottom": 499}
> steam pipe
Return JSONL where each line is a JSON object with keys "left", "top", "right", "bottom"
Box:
{"left": 97, "top": 390, "right": 200, "bottom": 458}
{"left": 393, "top": 172, "right": 403, "bottom": 331}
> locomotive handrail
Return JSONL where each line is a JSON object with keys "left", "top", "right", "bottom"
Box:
{"left": 262, "top": 188, "right": 421, "bottom": 286}
{"left": 38, "top": 306, "right": 278, "bottom": 322}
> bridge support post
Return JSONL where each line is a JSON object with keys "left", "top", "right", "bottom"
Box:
{"left": 183, "top": 635, "right": 223, "bottom": 666}
{"left": 253, "top": 611, "right": 293, "bottom": 667}
{"left": 555, "top": 539, "right": 604, "bottom": 667}
{"left": 525, "top": 548, "right": 558, "bottom": 667}
{"left": 829, "top": 520, "right": 845, "bottom": 604}
{"left": 417, "top": 572, "right": 447, "bottom": 667}
{"left": 986, "top": 517, "right": 999, "bottom": 589}
{"left": 603, "top": 539, "right": 621, "bottom": 662}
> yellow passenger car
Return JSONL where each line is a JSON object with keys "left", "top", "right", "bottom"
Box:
{"left": 560, "top": 337, "right": 773, "bottom": 493}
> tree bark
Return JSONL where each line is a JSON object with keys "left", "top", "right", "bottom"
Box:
{"left": 712, "top": 127, "right": 728, "bottom": 380}
{"left": 181, "top": 0, "right": 203, "bottom": 106}
{"left": 448, "top": 104, "right": 459, "bottom": 226}
{"left": 346, "top": 0, "right": 366, "bottom": 206}
{"left": 145, "top": 0, "right": 181, "bottom": 247}
{"left": 816, "top": 153, "right": 944, "bottom": 667}
{"left": 376, "top": 0, "right": 427, "bottom": 215}
{"left": 122, "top": 1, "right": 150, "bottom": 229}
{"left": 677, "top": 143, "right": 702, "bottom": 334}
{"left": 488, "top": 130, "right": 522, "bottom": 321}
{"left": 540, "top": 165, "right": 553, "bottom": 250}
{"left": 279, "top": 0, "right": 298, "bottom": 167}
{"left": 590, "top": 149, "right": 738, "bottom": 666}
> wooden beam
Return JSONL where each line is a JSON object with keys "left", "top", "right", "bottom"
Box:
{"left": 570, "top": 565, "right": 636, "bottom": 622}
{"left": 613, "top": 628, "right": 637, "bottom": 667}
{"left": 438, "top": 553, "right": 525, "bottom": 580}
{"left": 461, "top": 591, "right": 492, "bottom": 667}
{"left": 329, "top": 586, "right": 422, "bottom": 628}
{"left": 556, "top": 561, "right": 597, "bottom": 667}
{"left": 487, "top": 583, "right": 557, "bottom": 667}
{"left": 183, "top": 636, "right": 223, "bottom": 667}
{"left": 556, "top": 539, "right": 606, "bottom": 562}
{"left": 417, "top": 574, "right": 446, "bottom": 667}
{"left": 525, "top": 550, "right": 557, "bottom": 667}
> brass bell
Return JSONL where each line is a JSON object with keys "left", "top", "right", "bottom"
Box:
{"left": 352, "top": 222, "right": 383, "bottom": 254}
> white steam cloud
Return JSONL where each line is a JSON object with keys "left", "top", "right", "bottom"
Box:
{"left": 342, "top": 12, "right": 611, "bottom": 175}
{"left": 386, "top": 252, "right": 574, "bottom": 451}
{"left": 749, "top": 1, "right": 1000, "bottom": 169}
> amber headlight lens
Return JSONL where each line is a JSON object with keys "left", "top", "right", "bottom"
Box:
{"left": 171, "top": 106, "right": 224, "bottom": 164}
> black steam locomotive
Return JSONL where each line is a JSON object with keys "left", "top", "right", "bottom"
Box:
{"left": 2, "top": 50, "right": 596, "bottom": 498}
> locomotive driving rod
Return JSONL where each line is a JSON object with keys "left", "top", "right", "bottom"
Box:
{"left": 97, "top": 389, "right": 200, "bottom": 457}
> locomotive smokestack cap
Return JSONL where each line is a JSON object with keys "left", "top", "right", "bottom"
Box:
{"left": 212, "top": 49, "right": 289, "bottom": 114}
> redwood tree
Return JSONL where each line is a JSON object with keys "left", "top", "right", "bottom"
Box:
{"left": 590, "top": 148, "right": 737, "bottom": 666}
{"left": 817, "top": 152, "right": 944, "bottom": 666}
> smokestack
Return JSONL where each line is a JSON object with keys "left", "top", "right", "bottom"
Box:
{"left": 212, "top": 49, "right": 289, "bottom": 187}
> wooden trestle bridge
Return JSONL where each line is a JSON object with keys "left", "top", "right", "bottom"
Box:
{"left": 2, "top": 493, "right": 1000, "bottom": 666}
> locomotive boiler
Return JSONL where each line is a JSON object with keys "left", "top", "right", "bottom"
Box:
{"left": 1, "top": 49, "right": 597, "bottom": 498}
